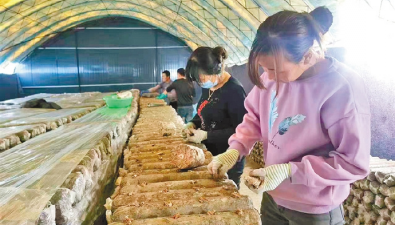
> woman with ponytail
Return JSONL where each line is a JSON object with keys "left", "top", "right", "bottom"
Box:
{"left": 184, "top": 46, "right": 247, "bottom": 188}
{"left": 208, "top": 6, "right": 371, "bottom": 224}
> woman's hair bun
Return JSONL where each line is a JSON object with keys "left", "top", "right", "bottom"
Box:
{"left": 309, "top": 6, "right": 333, "bottom": 34}
{"left": 212, "top": 46, "right": 228, "bottom": 62}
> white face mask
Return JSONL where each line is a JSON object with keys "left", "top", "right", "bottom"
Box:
{"left": 200, "top": 77, "right": 218, "bottom": 89}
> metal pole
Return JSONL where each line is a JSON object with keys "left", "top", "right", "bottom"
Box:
{"left": 75, "top": 30, "right": 82, "bottom": 93}
{"left": 155, "top": 29, "right": 159, "bottom": 84}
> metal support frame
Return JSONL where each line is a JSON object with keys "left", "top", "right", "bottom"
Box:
{"left": 155, "top": 28, "right": 159, "bottom": 85}
{"left": 74, "top": 31, "right": 82, "bottom": 93}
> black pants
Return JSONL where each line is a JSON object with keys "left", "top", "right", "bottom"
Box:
{"left": 261, "top": 192, "right": 345, "bottom": 225}
{"left": 227, "top": 157, "right": 245, "bottom": 189}
{"left": 169, "top": 101, "right": 178, "bottom": 111}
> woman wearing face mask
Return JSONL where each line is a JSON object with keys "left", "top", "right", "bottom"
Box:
{"left": 208, "top": 7, "right": 371, "bottom": 225}
{"left": 183, "top": 46, "right": 247, "bottom": 188}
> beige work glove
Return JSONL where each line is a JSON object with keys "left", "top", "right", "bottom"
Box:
{"left": 207, "top": 149, "right": 239, "bottom": 179}
{"left": 246, "top": 164, "right": 291, "bottom": 193}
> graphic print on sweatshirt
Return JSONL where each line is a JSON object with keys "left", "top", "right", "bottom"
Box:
{"left": 268, "top": 90, "right": 306, "bottom": 149}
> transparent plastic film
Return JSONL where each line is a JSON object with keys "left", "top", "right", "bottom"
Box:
{"left": 0, "top": 94, "right": 52, "bottom": 106}
{"left": 0, "top": 92, "right": 108, "bottom": 110}
{"left": 0, "top": 124, "right": 47, "bottom": 151}
{"left": 0, "top": 187, "right": 56, "bottom": 224}
{"left": 0, "top": 90, "right": 139, "bottom": 224}
{"left": 75, "top": 107, "right": 131, "bottom": 123}
{"left": 0, "top": 122, "right": 116, "bottom": 222}
{"left": 74, "top": 90, "right": 139, "bottom": 125}
{"left": 0, "top": 108, "right": 55, "bottom": 124}
{"left": 0, "top": 125, "right": 44, "bottom": 139}
{"left": 43, "top": 93, "right": 96, "bottom": 103}
{"left": 43, "top": 92, "right": 107, "bottom": 109}
{"left": 0, "top": 108, "right": 93, "bottom": 128}
{"left": 56, "top": 102, "right": 105, "bottom": 109}
{"left": 0, "top": 105, "right": 20, "bottom": 111}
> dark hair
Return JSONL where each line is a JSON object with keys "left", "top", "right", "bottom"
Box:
{"left": 162, "top": 70, "right": 170, "bottom": 77}
{"left": 185, "top": 46, "right": 228, "bottom": 84}
{"left": 310, "top": 6, "right": 333, "bottom": 34}
{"left": 248, "top": 6, "right": 333, "bottom": 90}
{"left": 177, "top": 68, "right": 185, "bottom": 76}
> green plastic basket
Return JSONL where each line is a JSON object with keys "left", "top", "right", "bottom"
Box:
{"left": 103, "top": 94, "right": 133, "bottom": 108}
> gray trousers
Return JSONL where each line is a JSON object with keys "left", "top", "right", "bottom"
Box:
{"left": 261, "top": 193, "right": 345, "bottom": 225}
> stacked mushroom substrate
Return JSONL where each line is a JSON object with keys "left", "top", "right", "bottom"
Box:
{"left": 38, "top": 91, "right": 140, "bottom": 224}
{"left": 344, "top": 157, "right": 395, "bottom": 225}
{"left": 0, "top": 124, "right": 47, "bottom": 151}
{"left": 105, "top": 98, "right": 261, "bottom": 225}
{"left": 0, "top": 96, "right": 103, "bottom": 152}
{"left": 0, "top": 91, "right": 139, "bottom": 224}
{"left": 249, "top": 141, "right": 265, "bottom": 168}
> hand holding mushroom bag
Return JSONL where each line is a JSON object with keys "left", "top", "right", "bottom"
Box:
{"left": 208, "top": 6, "right": 371, "bottom": 225}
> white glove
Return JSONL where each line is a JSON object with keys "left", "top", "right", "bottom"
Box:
{"left": 247, "top": 164, "right": 291, "bottom": 193}
{"left": 182, "top": 122, "right": 196, "bottom": 137}
{"left": 207, "top": 149, "right": 239, "bottom": 179}
{"left": 243, "top": 167, "right": 264, "bottom": 194}
{"left": 186, "top": 129, "right": 207, "bottom": 144}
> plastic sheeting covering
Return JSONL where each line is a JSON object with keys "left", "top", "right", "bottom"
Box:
{"left": 46, "top": 92, "right": 110, "bottom": 109}
{"left": 75, "top": 107, "right": 132, "bottom": 123}
{"left": 0, "top": 94, "right": 52, "bottom": 106}
{"left": 0, "top": 105, "right": 20, "bottom": 111}
{"left": 43, "top": 92, "right": 107, "bottom": 104}
{"left": 0, "top": 90, "right": 140, "bottom": 224}
{"left": 0, "top": 122, "right": 118, "bottom": 222}
{"left": 0, "top": 124, "right": 47, "bottom": 151}
{"left": 0, "top": 92, "right": 108, "bottom": 112}
{"left": 0, "top": 108, "right": 93, "bottom": 128}
{"left": 73, "top": 91, "right": 139, "bottom": 140}
{"left": 0, "top": 125, "right": 44, "bottom": 139}
{"left": 0, "top": 93, "right": 107, "bottom": 151}
{"left": 56, "top": 101, "right": 105, "bottom": 109}
{"left": 0, "top": 108, "right": 55, "bottom": 124}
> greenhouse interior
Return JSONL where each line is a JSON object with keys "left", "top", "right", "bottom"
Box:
{"left": 0, "top": 0, "right": 394, "bottom": 224}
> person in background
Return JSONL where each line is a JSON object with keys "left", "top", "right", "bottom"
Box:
{"left": 160, "top": 68, "right": 196, "bottom": 123}
{"left": 207, "top": 6, "right": 371, "bottom": 225}
{"left": 149, "top": 70, "right": 178, "bottom": 110}
{"left": 183, "top": 46, "right": 247, "bottom": 188}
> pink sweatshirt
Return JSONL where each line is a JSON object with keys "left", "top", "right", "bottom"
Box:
{"left": 229, "top": 58, "right": 371, "bottom": 214}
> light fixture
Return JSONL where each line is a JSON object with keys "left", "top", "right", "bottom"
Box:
{"left": 0, "top": 62, "right": 19, "bottom": 75}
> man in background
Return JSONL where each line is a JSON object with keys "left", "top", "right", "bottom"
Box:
{"left": 160, "top": 68, "right": 195, "bottom": 123}
{"left": 148, "top": 70, "right": 177, "bottom": 110}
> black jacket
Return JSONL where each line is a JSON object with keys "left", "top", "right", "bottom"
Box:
{"left": 191, "top": 77, "right": 247, "bottom": 156}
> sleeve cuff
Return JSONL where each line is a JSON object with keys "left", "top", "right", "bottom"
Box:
{"left": 290, "top": 162, "right": 308, "bottom": 185}
{"left": 229, "top": 142, "right": 246, "bottom": 161}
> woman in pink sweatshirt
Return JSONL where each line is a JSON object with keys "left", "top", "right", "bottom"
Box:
{"left": 208, "top": 6, "right": 371, "bottom": 225}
